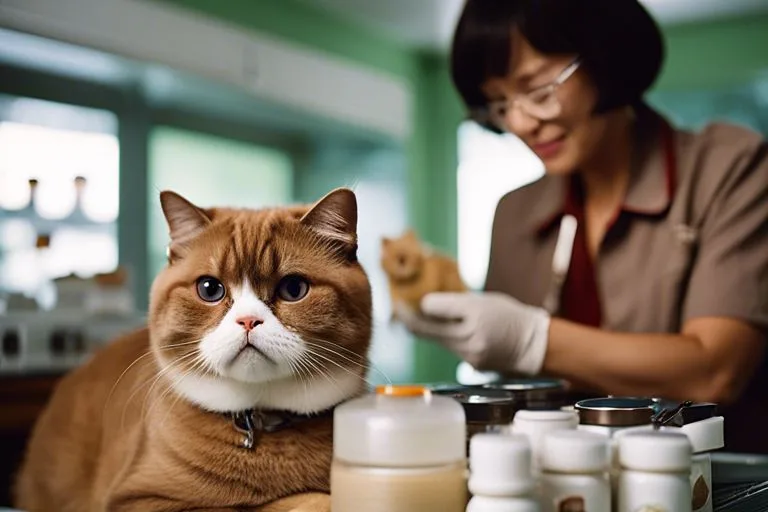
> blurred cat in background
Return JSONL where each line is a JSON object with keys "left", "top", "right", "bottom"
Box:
{"left": 381, "top": 229, "right": 468, "bottom": 319}
{"left": 15, "top": 188, "right": 372, "bottom": 512}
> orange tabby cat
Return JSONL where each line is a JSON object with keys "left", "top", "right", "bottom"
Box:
{"left": 14, "top": 188, "right": 372, "bottom": 512}
{"left": 381, "top": 229, "right": 467, "bottom": 318}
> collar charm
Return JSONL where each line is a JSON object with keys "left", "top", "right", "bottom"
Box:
{"left": 230, "top": 409, "right": 329, "bottom": 449}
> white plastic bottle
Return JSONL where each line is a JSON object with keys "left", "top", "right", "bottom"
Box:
{"left": 618, "top": 430, "right": 693, "bottom": 512}
{"left": 679, "top": 416, "right": 724, "bottom": 512}
{"left": 509, "top": 409, "right": 579, "bottom": 475}
{"left": 466, "top": 433, "right": 540, "bottom": 512}
{"left": 539, "top": 430, "right": 611, "bottom": 512}
{"left": 331, "top": 385, "right": 468, "bottom": 512}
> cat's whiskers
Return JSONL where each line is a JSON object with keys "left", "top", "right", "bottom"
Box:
{"left": 151, "top": 352, "right": 208, "bottom": 414}
{"left": 186, "top": 345, "right": 218, "bottom": 376}
{"left": 285, "top": 359, "right": 311, "bottom": 407}
{"left": 126, "top": 350, "right": 200, "bottom": 429}
{"left": 126, "top": 352, "right": 190, "bottom": 427}
{"left": 299, "top": 347, "right": 377, "bottom": 394}
{"left": 288, "top": 358, "right": 308, "bottom": 386}
{"left": 302, "top": 340, "right": 375, "bottom": 369}
{"left": 302, "top": 347, "right": 379, "bottom": 385}
{"left": 297, "top": 354, "right": 345, "bottom": 398}
{"left": 300, "top": 336, "right": 370, "bottom": 361}
{"left": 104, "top": 338, "right": 205, "bottom": 416}
{"left": 164, "top": 339, "right": 206, "bottom": 348}
{"left": 138, "top": 350, "right": 205, "bottom": 424}
{"left": 103, "top": 349, "right": 157, "bottom": 420}
{"left": 301, "top": 338, "right": 391, "bottom": 385}
{"left": 147, "top": 374, "right": 180, "bottom": 426}
{"left": 294, "top": 357, "right": 314, "bottom": 386}
{"left": 156, "top": 356, "right": 209, "bottom": 430}
{"left": 106, "top": 340, "right": 203, "bottom": 430}
{"left": 157, "top": 387, "right": 187, "bottom": 432}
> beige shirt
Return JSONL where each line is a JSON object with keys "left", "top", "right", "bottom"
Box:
{"left": 486, "top": 106, "right": 768, "bottom": 452}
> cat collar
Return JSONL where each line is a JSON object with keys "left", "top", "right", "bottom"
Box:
{"left": 230, "top": 408, "right": 333, "bottom": 449}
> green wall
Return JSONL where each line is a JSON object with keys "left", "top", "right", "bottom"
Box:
{"left": 147, "top": 126, "right": 294, "bottom": 280}
{"left": 655, "top": 13, "right": 768, "bottom": 91}
{"left": 410, "top": 54, "right": 465, "bottom": 381}
{"left": 649, "top": 14, "right": 768, "bottom": 137}
{"left": 161, "top": 0, "right": 415, "bottom": 79}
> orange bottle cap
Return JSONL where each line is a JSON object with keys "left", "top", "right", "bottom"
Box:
{"left": 375, "top": 384, "right": 429, "bottom": 397}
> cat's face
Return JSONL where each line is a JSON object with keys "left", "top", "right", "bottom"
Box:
{"left": 148, "top": 188, "right": 372, "bottom": 413}
{"left": 380, "top": 229, "right": 425, "bottom": 282}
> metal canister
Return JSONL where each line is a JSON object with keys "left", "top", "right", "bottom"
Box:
{"left": 430, "top": 385, "right": 516, "bottom": 441}
{"left": 575, "top": 397, "right": 656, "bottom": 428}
{"left": 483, "top": 378, "right": 570, "bottom": 411}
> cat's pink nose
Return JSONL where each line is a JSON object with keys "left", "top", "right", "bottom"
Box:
{"left": 236, "top": 316, "right": 263, "bottom": 332}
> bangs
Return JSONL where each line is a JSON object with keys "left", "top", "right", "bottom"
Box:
{"left": 450, "top": 0, "right": 579, "bottom": 112}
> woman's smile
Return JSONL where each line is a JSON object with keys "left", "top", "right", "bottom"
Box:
{"left": 531, "top": 135, "right": 566, "bottom": 160}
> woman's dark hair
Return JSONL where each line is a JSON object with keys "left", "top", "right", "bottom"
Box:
{"left": 451, "top": 0, "right": 664, "bottom": 122}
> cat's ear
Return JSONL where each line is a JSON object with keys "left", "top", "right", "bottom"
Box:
{"left": 381, "top": 237, "right": 391, "bottom": 247}
{"left": 301, "top": 188, "right": 358, "bottom": 260}
{"left": 403, "top": 228, "right": 417, "bottom": 240}
{"left": 159, "top": 191, "right": 211, "bottom": 262}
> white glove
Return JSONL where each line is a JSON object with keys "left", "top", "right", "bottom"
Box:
{"left": 395, "top": 292, "right": 551, "bottom": 376}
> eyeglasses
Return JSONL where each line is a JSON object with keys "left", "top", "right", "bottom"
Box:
{"left": 480, "top": 58, "right": 581, "bottom": 130}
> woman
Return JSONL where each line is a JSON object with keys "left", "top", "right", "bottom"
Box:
{"left": 398, "top": 0, "right": 768, "bottom": 453}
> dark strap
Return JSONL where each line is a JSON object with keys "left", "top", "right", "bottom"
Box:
{"left": 230, "top": 408, "right": 334, "bottom": 449}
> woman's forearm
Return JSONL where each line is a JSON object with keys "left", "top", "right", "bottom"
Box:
{"left": 542, "top": 317, "right": 764, "bottom": 404}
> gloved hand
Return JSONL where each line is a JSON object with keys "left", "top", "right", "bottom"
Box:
{"left": 395, "top": 292, "right": 551, "bottom": 376}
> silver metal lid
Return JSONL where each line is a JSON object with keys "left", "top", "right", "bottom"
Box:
{"left": 484, "top": 378, "right": 566, "bottom": 392}
{"left": 483, "top": 378, "right": 569, "bottom": 411}
{"left": 575, "top": 397, "right": 656, "bottom": 427}
{"left": 430, "top": 385, "right": 515, "bottom": 424}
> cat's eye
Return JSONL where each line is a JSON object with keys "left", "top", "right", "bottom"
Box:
{"left": 196, "top": 276, "right": 226, "bottom": 303}
{"left": 276, "top": 275, "right": 310, "bottom": 302}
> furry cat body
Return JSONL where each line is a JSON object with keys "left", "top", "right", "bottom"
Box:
{"left": 15, "top": 188, "right": 372, "bottom": 512}
{"left": 381, "top": 229, "right": 467, "bottom": 315}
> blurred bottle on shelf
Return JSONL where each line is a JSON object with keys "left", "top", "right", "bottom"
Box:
{"left": 33, "top": 233, "right": 56, "bottom": 310}
{"left": 0, "top": 178, "right": 39, "bottom": 220}
{"left": 66, "top": 175, "right": 89, "bottom": 226}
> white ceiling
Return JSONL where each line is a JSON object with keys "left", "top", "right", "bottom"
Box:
{"left": 302, "top": 0, "right": 768, "bottom": 52}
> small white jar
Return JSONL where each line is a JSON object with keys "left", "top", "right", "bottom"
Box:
{"left": 509, "top": 409, "right": 579, "bottom": 475}
{"left": 467, "top": 496, "right": 540, "bottom": 512}
{"left": 539, "top": 430, "right": 611, "bottom": 512}
{"left": 679, "top": 416, "right": 725, "bottom": 512}
{"left": 466, "top": 433, "right": 540, "bottom": 512}
{"left": 618, "top": 430, "right": 693, "bottom": 512}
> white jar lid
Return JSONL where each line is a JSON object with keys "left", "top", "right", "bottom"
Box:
{"left": 611, "top": 424, "right": 656, "bottom": 441}
{"left": 678, "top": 416, "right": 725, "bottom": 453}
{"left": 514, "top": 409, "right": 579, "bottom": 423}
{"left": 469, "top": 434, "right": 535, "bottom": 497}
{"left": 333, "top": 385, "right": 466, "bottom": 467}
{"left": 541, "top": 430, "right": 610, "bottom": 473}
{"left": 467, "top": 495, "right": 541, "bottom": 512}
{"left": 618, "top": 430, "right": 692, "bottom": 472}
